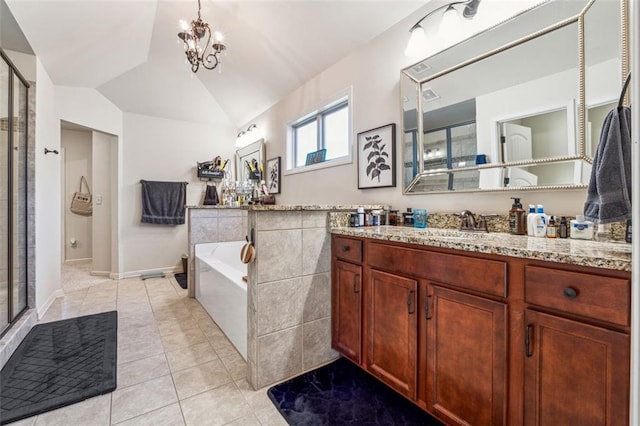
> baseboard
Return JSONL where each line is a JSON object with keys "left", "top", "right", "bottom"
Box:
{"left": 90, "top": 270, "right": 111, "bottom": 277}
{"left": 64, "top": 258, "right": 92, "bottom": 264}
{"left": 116, "top": 266, "right": 181, "bottom": 280}
{"left": 37, "top": 289, "right": 65, "bottom": 319}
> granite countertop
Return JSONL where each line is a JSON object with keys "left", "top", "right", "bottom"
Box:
{"left": 331, "top": 226, "right": 632, "bottom": 272}
{"left": 248, "top": 204, "right": 387, "bottom": 211}
{"left": 186, "top": 205, "right": 248, "bottom": 209}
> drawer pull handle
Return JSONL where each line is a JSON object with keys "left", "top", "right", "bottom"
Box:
{"left": 341, "top": 246, "right": 351, "bottom": 253}
{"left": 353, "top": 274, "right": 360, "bottom": 294}
{"left": 407, "top": 291, "right": 415, "bottom": 314}
{"left": 563, "top": 287, "right": 578, "bottom": 299}
{"left": 525, "top": 324, "right": 534, "bottom": 357}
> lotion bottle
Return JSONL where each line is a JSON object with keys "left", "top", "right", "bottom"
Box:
{"left": 570, "top": 215, "right": 594, "bottom": 240}
{"left": 509, "top": 197, "right": 526, "bottom": 235}
{"left": 533, "top": 204, "right": 547, "bottom": 238}
{"left": 527, "top": 204, "right": 536, "bottom": 236}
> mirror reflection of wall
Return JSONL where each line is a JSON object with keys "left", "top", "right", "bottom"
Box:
{"left": 235, "top": 139, "right": 265, "bottom": 184}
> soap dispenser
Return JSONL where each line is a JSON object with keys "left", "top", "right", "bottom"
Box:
{"left": 508, "top": 197, "right": 526, "bottom": 235}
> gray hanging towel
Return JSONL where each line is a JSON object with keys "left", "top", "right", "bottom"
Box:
{"left": 583, "top": 106, "right": 632, "bottom": 224}
{"left": 140, "top": 180, "right": 188, "bottom": 225}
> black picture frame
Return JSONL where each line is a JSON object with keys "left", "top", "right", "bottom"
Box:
{"left": 266, "top": 156, "right": 281, "bottom": 194}
{"left": 357, "top": 123, "right": 396, "bottom": 189}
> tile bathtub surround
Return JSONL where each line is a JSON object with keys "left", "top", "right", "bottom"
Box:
{"left": 247, "top": 208, "right": 349, "bottom": 390}
{"left": 186, "top": 207, "right": 248, "bottom": 297}
{"left": 12, "top": 269, "right": 287, "bottom": 426}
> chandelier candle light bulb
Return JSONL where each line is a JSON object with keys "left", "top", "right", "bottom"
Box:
{"left": 177, "top": 0, "right": 227, "bottom": 73}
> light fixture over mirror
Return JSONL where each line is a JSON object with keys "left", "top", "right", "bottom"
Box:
{"left": 405, "top": 0, "right": 481, "bottom": 57}
{"left": 177, "top": 0, "right": 227, "bottom": 73}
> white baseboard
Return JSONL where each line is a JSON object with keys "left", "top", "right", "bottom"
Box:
{"left": 64, "top": 258, "right": 92, "bottom": 264}
{"left": 37, "top": 289, "right": 65, "bottom": 319}
{"left": 114, "top": 266, "right": 180, "bottom": 280}
{"left": 90, "top": 270, "right": 111, "bottom": 277}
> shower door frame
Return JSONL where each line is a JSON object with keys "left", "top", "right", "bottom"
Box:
{"left": 0, "top": 47, "right": 30, "bottom": 337}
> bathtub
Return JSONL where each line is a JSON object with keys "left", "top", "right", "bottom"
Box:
{"left": 195, "top": 241, "right": 247, "bottom": 360}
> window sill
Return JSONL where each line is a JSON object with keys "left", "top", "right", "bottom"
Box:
{"left": 284, "top": 155, "right": 352, "bottom": 176}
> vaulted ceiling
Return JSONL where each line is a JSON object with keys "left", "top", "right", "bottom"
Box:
{"left": 4, "top": 1, "right": 425, "bottom": 127}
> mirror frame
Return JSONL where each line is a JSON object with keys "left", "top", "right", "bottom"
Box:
{"left": 235, "top": 139, "right": 266, "bottom": 183}
{"left": 401, "top": 0, "right": 629, "bottom": 194}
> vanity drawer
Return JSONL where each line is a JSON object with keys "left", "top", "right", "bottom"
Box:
{"left": 525, "top": 265, "right": 630, "bottom": 326}
{"left": 333, "top": 236, "right": 363, "bottom": 264}
{"left": 367, "top": 242, "right": 507, "bottom": 297}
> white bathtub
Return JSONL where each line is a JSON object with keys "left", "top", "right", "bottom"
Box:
{"left": 195, "top": 241, "right": 247, "bottom": 360}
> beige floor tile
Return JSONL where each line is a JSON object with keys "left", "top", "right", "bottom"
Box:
{"left": 235, "top": 379, "right": 273, "bottom": 411}
{"left": 172, "top": 358, "right": 233, "bottom": 400}
{"left": 113, "top": 403, "right": 185, "bottom": 426}
{"left": 116, "top": 301, "right": 153, "bottom": 314}
{"left": 161, "top": 327, "right": 207, "bottom": 353}
{"left": 152, "top": 305, "right": 192, "bottom": 322}
{"left": 8, "top": 417, "right": 35, "bottom": 426}
{"left": 117, "top": 311, "right": 156, "bottom": 329}
{"left": 226, "top": 414, "right": 261, "bottom": 426}
{"left": 117, "top": 353, "right": 170, "bottom": 389}
{"left": 79, "top": 302, "right": 117, "bottom": 316}
{"left": 198, "top": 320, "right": 225, "bottom": 340}
{"left": 180, "top": 382, "right": 251, "bottom": 426}
{"left": 156, "top": 316, "right": 199, "bottom": 337}
{"left": 33, "top": 394, "right": 111, "bottom": 426}
{"left": 110, "top": 375, "right": 178, "bottom": 424}
{"left": 117, "top": 334, "right": 164, "bottom": 365}
{"left": 208, "top": 334, "right": 240, "bottom": 359}
{"left": 165, "top": 341, "right": 218, "bottom": 372}
{"left": 253, "top": 404, "right": 288, "bottom": 426}
{"left": 221, "top": 352, "right": 247, "bottom": 381}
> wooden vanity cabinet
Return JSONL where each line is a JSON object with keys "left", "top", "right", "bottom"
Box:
{"left": 331, "top": 235, "right": 631, "bottom": 426}
{"left": 331, "top": 237, "right": 363, "bottom": 364}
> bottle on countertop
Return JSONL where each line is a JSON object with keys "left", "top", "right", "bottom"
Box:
{"left": 527, "top": 204, "right": 536, "bottom": 236}
{"left": 532, "top": 204, "right": 547, "bottom": 238}
{"left": 570, "top": 215, "right": 594, "bottom": 240}
{"left": 546, "top": 215, "right": 557, "bottom": 238}
{"left": 403, "top": 208, "right": 414, "bottom": 226}
{"left": 559, "top": 216, "right": 568, "bottom": 238}
{"left": 508, "top": 197, "right": 527, "bottom": 235}
{"left": 357, "top": 207, "right": 365, "bottom": 227}
{"left": 626, "top": 218, "right": 632, "bottom": 243}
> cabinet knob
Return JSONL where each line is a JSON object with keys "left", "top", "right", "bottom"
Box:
{"left": 563, "top": 287, "right": 578, "bottom": 299}
{"left": 341, "top": 246, "right": 351, "bottom": 252}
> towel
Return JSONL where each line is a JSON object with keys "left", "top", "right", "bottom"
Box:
{"left": 583, "top": 106, "right": 632, "bottom": 224}
{"left": 140, "top": 180, "right": 187, "bottom": 225}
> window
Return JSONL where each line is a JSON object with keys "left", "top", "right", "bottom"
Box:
{"left": 288, "top": 95, "right": 351, "bottom": 172}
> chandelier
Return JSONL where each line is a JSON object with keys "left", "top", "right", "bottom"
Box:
{"left": 177, "top": 0, "right": 226, "bottom": 73}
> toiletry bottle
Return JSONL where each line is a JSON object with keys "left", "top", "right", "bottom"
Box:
{"left": 414, "top": 209, "right": 427, "bottom": 228}
{"left": 533, "top": 204, "right": 547, "bottom": 238}
{"left": 546, "top": 216, "right": 557, "bottom": 238}
{"left": 509, "top": 197, "right": 526, "bottom": 235}
{"left": 527, "top": 204, "right": 536, "bottom": 236}
{"left": 570, "top": 215, "right": 594, "bottom": 240}
{"left": 626, "top": 218, "right": 632, "bottom": 243}
{"left": 403, "top": 208, "right": 414, "bottom": 226}
{"left": 357, "top": 207, "right": 365, "bottom": 227}
{"left": 559, "top": 216, "right": 568, "bottom": 238}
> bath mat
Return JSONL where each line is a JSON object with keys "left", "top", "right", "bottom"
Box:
{"left": 174, "top": 273, "right": 187, "bottom": 289}
{"left": 0, "top": 311, "right": 117, "bottom": 425}
{"left": 267, "top": 357, "right": 443, "bottom": 425}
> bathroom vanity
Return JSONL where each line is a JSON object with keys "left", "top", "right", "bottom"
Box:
{"left": 331, "top": 227, "right": 631, "bottom": 425}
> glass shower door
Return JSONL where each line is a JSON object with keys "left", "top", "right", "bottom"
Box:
{"left": 12, "top": 72, "right": 27, "bottom": 318}
{"left": 0, "top": 58, "right": 8, "bottom": 332}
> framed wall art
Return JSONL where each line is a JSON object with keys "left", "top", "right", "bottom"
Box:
{"left": 357, "top": 123, "right": 396, "bottom": 189}
{"left": 266, "top": 156, "right": 281, "bottom": 194}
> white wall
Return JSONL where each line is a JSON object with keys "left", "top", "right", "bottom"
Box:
{"left": 34, "top": 58, "right": 61, "bottom": 315}
{"left": 61, "top": 129, "right": 92, "bottom": 261}
{"left": 121, "top": 112, "right": 235, "bottom": 276}
{"left": 92, "top": 131, "right": 113, "bottom": 274}
{"left": 241, "top": 2, "right": 590, "bottom": 217}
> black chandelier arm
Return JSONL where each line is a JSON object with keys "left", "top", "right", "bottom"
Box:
{"left": 409, "top": 0, "right": 481, "bottom": 32}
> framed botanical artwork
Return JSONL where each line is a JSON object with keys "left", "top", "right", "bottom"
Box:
{"left": 266, "top": 156, "right": 281, "bottom": 194}
{"left": 357, "top": 123, "right": 396, "bottom": 189}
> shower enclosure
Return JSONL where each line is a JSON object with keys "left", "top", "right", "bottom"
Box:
{"left": 0, "top": 49, "right": 29, "bottom": 336}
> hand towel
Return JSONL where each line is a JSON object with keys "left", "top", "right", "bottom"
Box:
{"left": 140, "top": 180, "right": 187, "bottom": 225}
{"left": 583, "top": 106, "right": 632, "bottom": 224}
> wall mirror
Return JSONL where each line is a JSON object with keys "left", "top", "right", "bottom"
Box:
{"left": 235, "top": 139, "right": 266, "bottom": 183}
{"left": 402, "top": 0, "right": 628, "bottom": 194}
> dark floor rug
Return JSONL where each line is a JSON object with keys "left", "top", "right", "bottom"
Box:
{"left": 175, "top": 273, "right": 187, "bottom": 289}
{"left": 0, "top": 311, "right": 118, "bottom": 425}
{"left": 267, "top": 357, "right": 444, "bottom": 426}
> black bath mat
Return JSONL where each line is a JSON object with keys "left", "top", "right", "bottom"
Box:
{"left": 0, "top": 311, "right": 117, "bottom": 425}
{"left": 175, "top": 273, "right": 187, "bottom": 289}
{"left": 267, "top": 357, "right": 443, "bottom": 425}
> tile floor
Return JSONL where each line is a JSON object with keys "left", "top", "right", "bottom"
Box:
{"left": 11, "top": 262, "right": 287, "bottom": 426}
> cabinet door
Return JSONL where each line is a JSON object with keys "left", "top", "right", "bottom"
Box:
{"left": 331, "top": 260, "right": 362, "bottom": 363}
{"left": 427, "top": 285, "right": 507, "bottom": 425}
{"left": 524, "top": 310, "right": 629, "bottom": 426}
{"left": 366, "top": 269, "right": 418, "bottom": 399}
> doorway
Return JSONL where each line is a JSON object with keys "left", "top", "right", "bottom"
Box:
{"left": 60, "top": 121, "right": 116, "bottom": 283}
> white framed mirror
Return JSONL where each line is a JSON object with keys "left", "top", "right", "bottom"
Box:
{"left": 235, "top": 139, "right": 266, "bottom": 183}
